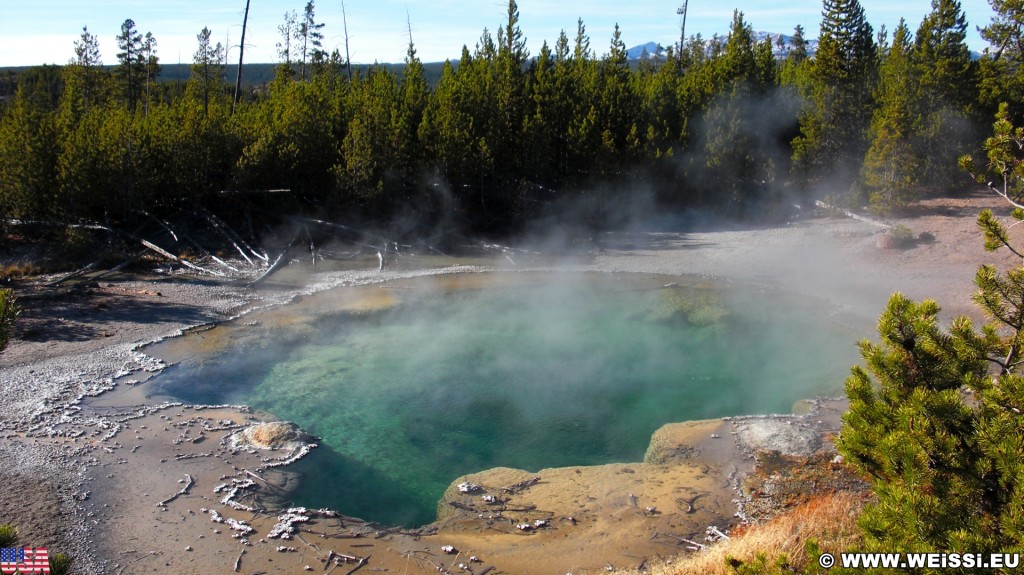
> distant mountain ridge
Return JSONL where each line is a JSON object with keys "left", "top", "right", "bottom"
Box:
{"left": 626, "top": 32, "right": 820, "bottom": 61}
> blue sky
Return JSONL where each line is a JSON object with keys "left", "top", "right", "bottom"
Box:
{"left": 0, "top": 0, "right": 997, "bottom": 67}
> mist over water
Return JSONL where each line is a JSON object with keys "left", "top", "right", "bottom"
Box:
{"left": 150, "top": 273, "right": 859, "bottom": 526}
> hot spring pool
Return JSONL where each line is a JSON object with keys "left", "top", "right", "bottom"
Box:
{"left": 145, "top": 272, "right": 861, "bottom": 526}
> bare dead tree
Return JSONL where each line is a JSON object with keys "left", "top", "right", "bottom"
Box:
{"left": 232, "top": 0, "right": 251, "bottom": 114}
{"left": 341, "top": 0, "right": 353, "bottom": 82}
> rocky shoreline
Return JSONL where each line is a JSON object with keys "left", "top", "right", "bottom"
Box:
{"left": 1, "top": 192, "right": 1014, "bottom": 574}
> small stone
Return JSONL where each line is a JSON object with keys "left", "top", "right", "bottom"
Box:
{"left": 458, "top": 481, "right": 481, "bottom": 493}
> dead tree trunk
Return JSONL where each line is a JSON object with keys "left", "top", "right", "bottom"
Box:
{"left": 232, "top": 0, "right": 251, "bottom": 115}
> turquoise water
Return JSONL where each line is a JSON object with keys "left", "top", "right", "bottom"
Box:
{"left": 151, "top": 273, "right": 860, "bottom": 526}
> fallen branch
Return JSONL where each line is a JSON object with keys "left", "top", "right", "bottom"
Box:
{"left": 707, "top": 525, "right": 730, "bottom": 540}
{"left": 247, "top": 242, "right": 294, "bottom": 287}
{"left": 653, "top": 531, "right": 706, "bottom": 549}
{"left": 282, "top": 215, "right": 383, "bottom": 250}
{"left": 244, "top": 470, "right": 287, "bottom": 493}
{"left": 141, "top": 240, "right": 225, "bottom": 277}
{"left": 199, "top": 208, "right": 268, "bottom": 264}
{"left": 448, "top": 501, "right": 476, "bottom": 512}
{"left": 502, "top": 476, "right": 541, "bottom": 494}
{"left": 175, "top": 452, "right": 213, "bottom": 460}
{"left": 92, "top": 251, "right": 146, "bottom": 281}
{"left": 4, "top": 218, "right": 116, "bottom": 233}
{"left": 156, "top": 474, "right": 194, "bottom": 507}
{"left": 343, "top": 555, "right": 370, "bottom": 575}
{"left": 144, "top": 210, "right": 246, "bottom": 273}
{"left": 46, "top": 261, "right": 97, "bottom": 286}
{"left": 814, "top": 200, "right": 890, "bottom": 229}
{"left": 233, "top": 549, "right": 245, "bottom": 572}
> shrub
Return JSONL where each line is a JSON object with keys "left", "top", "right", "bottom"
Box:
{"left": 0, "top": 288, "right": 19, "bottom": 354}
{"left": 49, "top": 552, "right": 73, "bottom": 575}
{"left": 875, "top": 224, "right": 915, "bottom": 250}
{"left": 840, "top": 107, "right": 1024, "bottom": 559}
{"left": 0, "top": 524, "right": 18, "bottom": 547}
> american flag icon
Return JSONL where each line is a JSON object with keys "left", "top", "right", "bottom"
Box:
{"left": 0, "top": 547, "right": 50, "bottom": 574}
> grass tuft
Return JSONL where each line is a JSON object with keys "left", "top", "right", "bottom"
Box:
{"left": 619, "top": 491, "right": 867, "bottom": 575}
{"left": 49, "top": 552, "right": 73, "bottom": 575}
{"left": 0, "top": 524, "right": 18, "bottom": 547}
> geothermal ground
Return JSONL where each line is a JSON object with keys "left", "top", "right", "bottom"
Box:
{"left": 0, "top": 191, "right": 1017, "bottom": 575}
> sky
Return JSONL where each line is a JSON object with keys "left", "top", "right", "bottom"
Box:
{"left": 0, "top": 0, "right": 998, "bottom": 68}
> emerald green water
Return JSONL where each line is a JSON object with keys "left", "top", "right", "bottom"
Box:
{"left": 150, "top": 273, "right": 860, "bottom": 527}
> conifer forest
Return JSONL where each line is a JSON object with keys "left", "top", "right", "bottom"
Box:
{"left": 0, "top": 0, "right": 1021, "bottom": 238}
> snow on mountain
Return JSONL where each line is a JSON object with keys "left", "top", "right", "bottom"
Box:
{"left": 626, "top": 32, "right": 819, "bottom": 61}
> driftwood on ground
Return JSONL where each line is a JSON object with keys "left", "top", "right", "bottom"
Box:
{"left": 141, "top": 240, "right": 226, "bottom": 277}
{"left": 815, "top": 200, "right": 890, "bottom": 229}
{"left": 247, "top": 241, "right": 295, "bottom": 287}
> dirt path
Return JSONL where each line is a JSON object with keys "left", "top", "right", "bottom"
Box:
{"left": 0, "top": 191, "right": 1016, "bottom": 574}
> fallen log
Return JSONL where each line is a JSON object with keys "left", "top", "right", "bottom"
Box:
{"left": 244, "top": 470, "right": 288, "bottom": 493}
{"left": 199, "top": 208, "right": 268, "bottom": 264}
{"left": 652, "top": 530, "right": 706, "bottom": 549}
{"left": 93, "top": 251, "right": 146, "bottom": 281}
{"left": 501, "top": 476, "right": 541, "bottom": 494}
{"left": 707, "top": 525, "right": 730, "bottom": 540}
{"left": 248, "top": 242, "right": 294, "bottom": 287}
{"left": 46, "top": 261, "right": 97, "bottom": 286}
{"left": 343, "top": 555, "right": 370, "bottom": 575}
{"left": 282, "top": 215, "right": 383, "bottom": 250}
{"left": 814, "top": 200, "right": 890, "bottom": 229}
{"left": 141, "top": 240, "right": 226, "bottom": 277}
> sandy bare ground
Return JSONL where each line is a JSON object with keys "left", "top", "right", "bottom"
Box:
{"left": 0, "top": 191, "right": 1018, "bottom": 575}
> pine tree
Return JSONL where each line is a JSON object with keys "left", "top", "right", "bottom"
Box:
{"left": 565, "top": 19, "right": 601, "bottom": 186}
{"left": 978, "top": 0, "right": 1024, "bottom": 116}
{"left": 339, "top": 68, "right": 400, "bottom": 206}
{"left": 190, "top": 27, "right": 226, "bottom": 117}
{"left": 68, "top": 26, "right": 107, "bottom": 110}
{"left": 698, "top": 11, "right": 782, "bottom": 210}
{"left": 862, "top": 20, "right": 922, "bottom": 211}
{"left": 115, "top": 19, "right": 146, "bottom": 111}
{"left": 0, "top": 85, "right": 59, "bottom": 218}
{"left": 523, "top": 41, "right": 558, "bottom": 188}
{"left": 396, "top": 38, "right": 428, "bottom": 196}
{"left": 141, "top": 32, "right": 159, "bottom": 115}
{"left": 838, "top": 294, "right": 993, "bottom": 554}
{"left": 594, "top": 23, "right": 638, "bottom": 177}
{"left": 792, "top": 25, "right": 810, "bottom": 61}
{"left": 494, "top": 0, "right": 529, "bottom": 211}
{"left": 841, "top": 107, "right": 1024, "bottom": 557}
{"left": 792, "top": 0, "right": 877, "bottom": 186}
{"left": 419, "top": 58, "right": 476, "bottom": 201}
{"left": 912, "top": 0, "right": 977, "bottom": 188}
{"left": 298, "top": 0, "right": 326, "bottom": 82}
{"left": 276, "top": 10, "right": 298, "bottom": 79}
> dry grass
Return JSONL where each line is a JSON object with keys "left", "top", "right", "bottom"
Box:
{"left": 625, "top": 491, "right": 868, "bottom": 575}
{"left": 0, "top": 260, "right": 42, "bottom": 281}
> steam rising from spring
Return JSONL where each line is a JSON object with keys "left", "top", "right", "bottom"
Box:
{"left": 151, "top": 272, "right": 858, "bottom": 526}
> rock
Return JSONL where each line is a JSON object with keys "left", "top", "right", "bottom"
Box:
{"left": 232, "top": 421, "right": 315, "bottom": 451}
{"left": 458, "top": 481, "right": 481, "bottom": 493}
